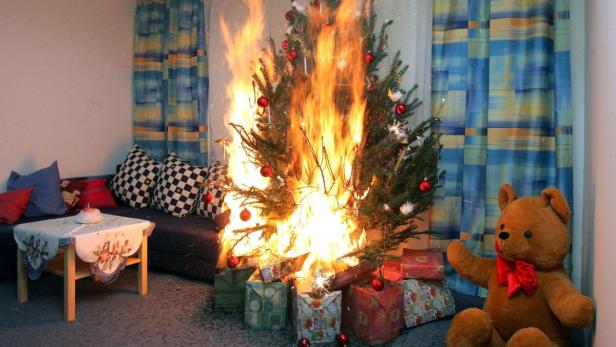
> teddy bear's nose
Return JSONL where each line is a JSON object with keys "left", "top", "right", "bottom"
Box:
{"left": 498, "top": 232, "right": 510, "bottom": 240}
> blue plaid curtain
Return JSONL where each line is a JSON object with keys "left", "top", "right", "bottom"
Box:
{"left": 431, "top": 0, "right": 573, "bottom": 295}
{"left": 133, "top": 0, "right": 210, "bottom": 166}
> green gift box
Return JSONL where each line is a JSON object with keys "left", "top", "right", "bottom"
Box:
{"left": 213, "top": 267, "right": 255, "bottom": 313}
{"left": 244, "top": 271, "right": 288, "bottom": 330}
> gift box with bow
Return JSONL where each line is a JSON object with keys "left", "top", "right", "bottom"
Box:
{"left": 213, "top": 267, "right": 255, "bottom": 313}
{"left": 401, "top": 248, "right": 445, "bottom": 280}
{"left": 244, "top": 271, "right": 288, "bottom": 330}
{"left": 351, "top": 282, "right": 404, "bottom": 345}
{"left": 292, "top": 290, "right": 342, "bottom": 344}
{"left": 402, "top": 278, "right": 455, "bottom": 328}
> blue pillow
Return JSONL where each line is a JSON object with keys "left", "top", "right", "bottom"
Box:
{"left": 7, "top": 161, "right": 67, "bottom": 217}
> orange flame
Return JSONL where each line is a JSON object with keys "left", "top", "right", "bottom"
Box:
{"left": 218, "top": 0, "right": 367, "bottom": 291}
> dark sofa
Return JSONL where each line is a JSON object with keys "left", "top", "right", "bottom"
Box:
{"left": 0, "top": 176, "right": 221, "bottom": 281}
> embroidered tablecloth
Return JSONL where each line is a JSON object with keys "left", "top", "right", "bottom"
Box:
{"left": 13, "top": 214, "right": 155, "bottom": 283}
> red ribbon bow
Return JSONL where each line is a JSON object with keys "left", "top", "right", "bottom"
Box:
{"left": 496, "top": 255, "right": 539, "bottom": 298}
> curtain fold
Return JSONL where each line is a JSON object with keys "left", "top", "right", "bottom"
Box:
{"left": 431, "top": 0, "right": 573, "bottom": 296}
{"left": 133, "top": 0, "right": 210, "bottom": 166}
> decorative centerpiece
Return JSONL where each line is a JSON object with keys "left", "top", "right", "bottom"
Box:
{"left": 75, "top": 205, "right": 102, "bottom": 224}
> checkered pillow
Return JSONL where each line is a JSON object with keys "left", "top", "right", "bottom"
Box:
{"left": 109, "top": 145, "right": 160, "bottom": 208}
{"left": 195, "top": 161, "right": 228, "bottom": 220}
{"left": 151, "top": 153, "right": 207, "bottom": 217}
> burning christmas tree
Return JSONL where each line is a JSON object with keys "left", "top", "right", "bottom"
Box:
{"left": 216, "top": 0, "right": 442, "bottom": 295}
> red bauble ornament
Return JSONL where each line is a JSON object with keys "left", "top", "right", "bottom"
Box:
{"left": 287, "top": 49, "right": 298, "bottom": 61}
{"left": 285, "top": 10, "right": 294, "bottom": 21}
{"left": 395, "top": 103, "right": 408, "bottom": 115}
{"left": 257, "top": 96, "right": 269, "bottom": 108}
{"left": 239, "top": 208, "right": 252, "bottom": 222}
{"left": 260, "top": 165, "right": 273, "bottom": 177}
{"left": 298, "top": 337, "right": 311, "bottom": 347}
{"left": 203, "top": 191, "right": 214, "bottom": 204}
{"left": 363, "top": 52, "right": 375, "bottom": 64}
{"left": 371, "top": 277, "right": 385, "bottom": 291}
{"left": 227, "top": 256, "right": 240, "bottom": 269}
{"left": 281, "top": 40, "right": 289, "bottom": 50}
{"left": 419, "top": 178, "right": 433, "bottom": 193}
{"left": 336, "top": 332, "right": 350, "bottom": 346}
{"left": 313, "top": 0, "right": 320, "bottom": 7}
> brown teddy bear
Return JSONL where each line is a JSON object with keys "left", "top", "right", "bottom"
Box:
{"left": 446, "top": 184, "right": 594, "bottom": 347}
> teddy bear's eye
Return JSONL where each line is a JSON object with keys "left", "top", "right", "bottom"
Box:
{"left": 500, "top": 224, "right": 505, "bottom": 231}
{"left": 524, "top": 230, "right": 533, "bottom": 238}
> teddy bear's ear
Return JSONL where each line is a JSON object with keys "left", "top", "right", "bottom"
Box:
{"left": 541, "top": 187, "right": 571, "bottom": 224}
{"left": 498, "top": 184, "right": 517, "bottom": 211}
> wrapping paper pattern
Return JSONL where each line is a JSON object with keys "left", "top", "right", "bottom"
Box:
{"left": 259, "top": 253, "right": 308, "bottom": 283}
{"left": 244, "top": 273, "right": 288, "bottom": 330}
{"left": 352, "top": 283, "right": 404, "bottom": 345}
{"left": 14, "top": 214, "right": 153, "bottom": 282}
{"left": 214, "top": 267, "right": 255, "bottom": 313}
{"left": 293, "top": 291, "right": 341, "bottom": 343}
{"left": 402, "top": 279, "right": 455, "bottom": 328}
{"left": 401, "top": 248, "right": 445, "bottom": 280}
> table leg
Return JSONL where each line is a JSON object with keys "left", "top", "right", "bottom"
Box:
{"left": 64, "top": 244, "right": 76, "bottom": 322}
{"left": 138, "top": 235, "right": 148, "bottom": 295}
{"left": 16, "top": 248, "right": 28, "bottom": 303}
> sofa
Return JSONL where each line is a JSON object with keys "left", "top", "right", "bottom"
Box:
{"left": 0, "top": 174, "right": 222, "bottom": 281}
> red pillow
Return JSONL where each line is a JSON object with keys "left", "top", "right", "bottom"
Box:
{"left": 0, "top": 188, "right": 33, "bottom": 224}
{"left": 76, "top": 178, "right": 117, "bottom": 209}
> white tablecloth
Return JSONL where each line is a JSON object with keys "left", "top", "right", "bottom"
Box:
{"left": 13, "top": 214, "right": 154, "bottom": 282}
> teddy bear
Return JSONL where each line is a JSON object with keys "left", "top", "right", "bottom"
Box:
{"left": 446, "top": 184, "right": 594, "bottom": 347}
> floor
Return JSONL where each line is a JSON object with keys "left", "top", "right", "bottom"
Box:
{"left": 0, "top": 269, "right": 484, "bottom": 346}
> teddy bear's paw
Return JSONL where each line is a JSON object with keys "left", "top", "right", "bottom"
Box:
{"left": 446, "top": 308, "right": 493, "bottom": 347}
{"left": 559, "top": 294, "right": 594, "bottom": 328}
{"left": 446, "top": 240, "right": 467, "bottom": 265}
{"left": 505, "top": 327, "right": 552, "bottom": 347}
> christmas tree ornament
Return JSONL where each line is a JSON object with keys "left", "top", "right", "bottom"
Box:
{"left": 257, "top": 96, "right": 269, "bottom": 108}
{"left": 227, "top": 255, "right": 240, "bottom": 269}
{"left": 287, "top": 49, "right": 298, "bottom": 61}
{"left": 260, "top": 165, "right": 273, "bottom": 177}
{"left": 239, "top": 208, "right": 252, "bottom": 222}
{"left": 298, "top": 337, "right": 311, "bottom": 347}
{"left": 336, "top": 332, "right": 350, "bottom": 346}
{"left": 419, "top": 178, "right": 433, "bottom": 192}
{"left": 387, "top": 121, "right": 406, "bottom": 142}
{"left": 313, "top": 0, "right": 320, "bottom": 7}
{"left": 383, "top": 204, "right": 391, "bottom": 211}
{"left": 399, "top": 201, "right": 415, "bottom": 215}
{"left": 395, "top": 103, "right": 408, "bottom": 115}
{"left": 281, "top": 39, "right": 289, "bottom": 50}
{"left": 388, "top": 89, "right": 403, "bottom": 102}
{"left": 363, "top": 52, "right": 375, "bottom": 64}
{"left": 371, "top": 277, "right": 385, "bottom": 291}
{"left": 285, "top": 10, "right": 294, "bottom": 21}
{"left": 291, "top": 0, "right": 305, "bottom": 13}
{"left": 204, "top": 191, "right": 214, "bottom": 204}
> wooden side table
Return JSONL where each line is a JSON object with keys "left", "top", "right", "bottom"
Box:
{"left": 17, "top": 234, "right": 148, "bottom": 321}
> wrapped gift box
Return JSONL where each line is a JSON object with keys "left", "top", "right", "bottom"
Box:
{"left": 330, "top": 262, "right": 376, "bottom": 291}
{"left": 402, "top": 279, "right": 455, "bottom": 328}
{"left": 401, "top": 248, "right": 445, "bottom": 280}
{"left": 214, "top": 267, "right": 255, "bottom": 313}
{"left": 373, "top": 259, "right": 403, "bottom": 282}
{"left": 244, "top": 271, "right": 288, "bottom": 330}
{"left": 293, "top": 290, "right": 341, "bottom": 344}
{"left": 351, "top": 282, "right": 404, "bottom": 345}
{"left": 259, "top": 253, "right": 308, "bottom": 283}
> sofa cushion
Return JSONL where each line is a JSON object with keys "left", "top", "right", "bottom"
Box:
{"left": 150, "top": 153, "right": 207, "bottom": 217}
{"left": 0, "top": 188, "right": 33, "bottom": 224}
{"left": 109, "top": 145, "right": 160, "bottom": 208}
{"left": 102, "top": 206, "right": 219, "bottom": 261}
{"left": 7, "top": 161, "right": 67, "bottom": 217}
{"left": 196, "top": 161, "right": 228, "bottom": 220}
{"left": 77, "top": 178, "right": 118, "bottom": 209}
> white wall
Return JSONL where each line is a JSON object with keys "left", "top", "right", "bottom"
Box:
{"left": 207, "top": 0, "right": 432, "bottom": 161}
{"left": 0, "top": 0, "right": 135, "bottom": 189}
{"left": 587, "top": 0, "right": 616, "bottom": 345}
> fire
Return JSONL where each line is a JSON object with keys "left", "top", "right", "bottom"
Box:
{"left": 218, "top": 0, "right": 367, "bottom": 291}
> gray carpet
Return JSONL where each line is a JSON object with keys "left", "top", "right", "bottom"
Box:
{"left": 0, "top": 269, "right": 483, "bottom": 346}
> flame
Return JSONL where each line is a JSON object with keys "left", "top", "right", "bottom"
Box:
{"left": 218, "top": 0, "right": 367, "bottom": 291}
